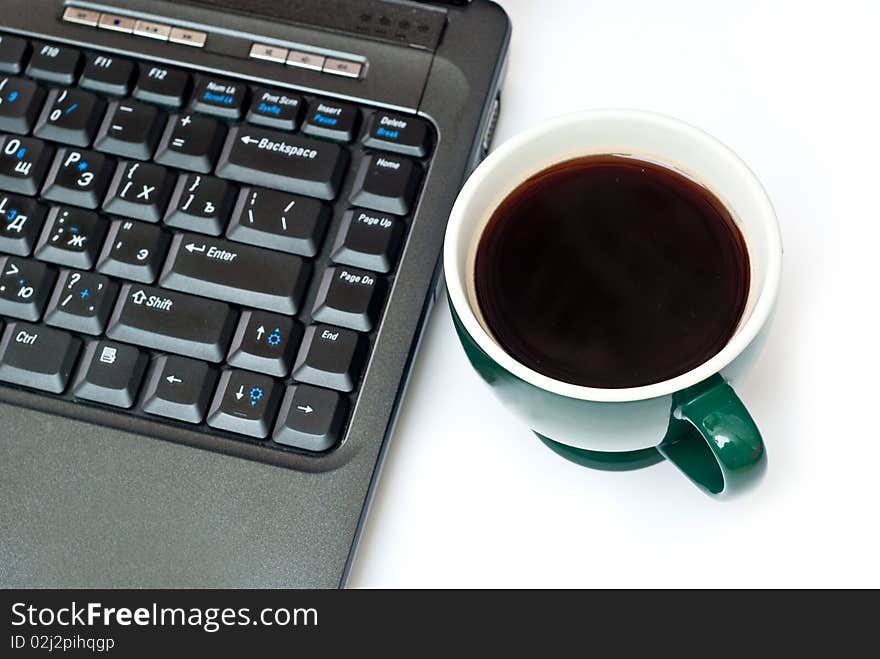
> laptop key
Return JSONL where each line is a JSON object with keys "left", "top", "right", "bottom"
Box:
{"left": 330, "top": 208, "right": 404, "bottom": 273}
{"left": 291, "top": 324, "right": 366, "bottom": 392}
{"left": 302, "top": 98, "right": 359, "bottom": 142}
{"left": 349, "top": 153, "right": 421, "bottom": 216}
{"left": 73, "top": 339, "right": 148, "bottom": 408}
{"left": 142, "top": 354, "right": 217, "bottom": 424}
{"left": 0, "top": 76, "right": 46, "bottom": 134}
{"left": 0, "top": 321, "right": 80, "bottom": 393}
{"left": 273, "top": 384, "right": 347, "bottom": 452}
{"left": 41, "top": 148, "right": 115, "bottom": 209}
{"left": 103, "top": 160, "right": 175, "bottom": 222}
{"left": 44, "top": 269, "right": 118, "bottom": 335}
{"left": 0, "top": 193, "right": 47, "bottom": 256}
{"left": 0, "top": 35, "right": 29, "bottom": 75}
{"left": 227, "top": 187, "right": 329, "bottom": 256}
{"left": 311, "top": 266, "right": 386, "bottom": 332}
{"left": 107, "top": 283, "right": 236, "bottom": 362}
{"left": 192, "top": 77, "right": 247, "bottom": 120}
{"left": 207, "top": 369, "right": 281, "bottom": 438}
{"left": 160, "top": 233, "right": 311, "bottom": 314}
{"left": 134, "top": 64, "right": 191, "bottom": 108}
{"left": 0, "top": 135, "right": 54, "bottom": 196}
{"left": 226, "top": 310, "right": 302, "bottom": 377}
{"left": 0, "top": 255, "right": 56, "bottom": 321}
{"left": 363, "top": 111, "right": 431, "bottom": 157}
{"left": 216, "top": 125, "right": 348, "bottom": 200}
{"left": 246, "top": 88, "right": 302, "bottom": 131}
{"left": 97, "top": 219, "right": 169, "bottom": 283}
{"left": 26, "top": 43, "right": 82, "bottom": 85}
{"left": 34, "top": 206, "right": 106, "bottom": 269}
{"left": 94, "top": 100, "right": 165, "bottom": 160}
{"left": 34, "top": 88, "right": 105, "bottom": 147}
{"left": 164, "top": 173, "right": 236, "bottom": 236}
{"left": 80, "top": 54, "right": 135, "bottom": 96}
{"left": 154, "top": 113, "right": 226, "bottom": 173}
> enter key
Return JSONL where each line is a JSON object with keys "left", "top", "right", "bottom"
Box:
{"left": 159, "top": 233, "right": 311, "bottom": 315}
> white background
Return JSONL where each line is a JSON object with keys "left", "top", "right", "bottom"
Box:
{"left": 349, "top": 0, "right": 880, "bottom": 587}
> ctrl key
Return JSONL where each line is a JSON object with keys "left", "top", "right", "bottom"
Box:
{"left": 207, "top": 369, "right": 280, "bottom": 438}
{"left": 0, "top": 322, "right": 81, "bottom": 393}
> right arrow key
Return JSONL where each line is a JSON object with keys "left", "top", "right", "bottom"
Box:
{"left": 273, "top": 384, "right": 348, "bottom": 452}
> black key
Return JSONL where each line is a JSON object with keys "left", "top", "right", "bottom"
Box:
{"left": 191, "top": 77, "right": 247, "bottom": 120}
{"left": 291, "top": 324, "right": 366, "bottom": 392}
{"left": 41, "top": 148, "right": 114, "bottom": 208}
{"left": 34, "top": 88, "right": 105, "bottom": 147}
{"left": 34, "top": 206, "right": 106, "bottom": 269}
{"left": 73, "top": 340, "right": 147, "bottom": 408}
{"left": 134, "top": 64, "right": 190, "bottom": 108}
{"left": 311, "top": 266, "right": 386, "bottom": 332}
{"left": 246, "top": 88, "right": 302, "bottom": 131}
{"left": 273, "top": 384, "right": 347, "bottom": 452}
{"left": 97, "top": 219, "right": 169, "bottom": 283}
{"left": 302, "top": 99, "right": 359, "bottom": 142}
{"left": 102, "top": 160, "right": 174, "bottom": 222}
{"left": 154, "top": 112, "right": 226, "bottom": 173}
{"left": 160, "top": 233, "right": 311, "bottom": 314}
{"left": 330, "top": 208, "right": 404, "bottom": 273}
{"left": 363, "top": 111, "right": 431, "bottom": 157}
{"left": 44, "top": 269, "right": 118, "bottom": 335}
{"left": 94, "top": 100, "right": 165, "bottom": 160}
{"left": 0, "top": 256, "right": 55, "bottom": 321}
{"left": 227, "top": 187, "right": 329, "bottom": 256}
{"left": 206, "top": 369, "right": 280, "bottom": 438}
{"left": 79, "top": 53, "right": 134, "bottom": 96}
{"left": 142, "top": 355, "right": 217, "bottom": 424}
{"left": 0, "top": 76, "right": 45, "bottom": 134}
{"left": 349, "top": 153, "right": 421, "bottom": 216}
{"left": 0, "top": 134, "right": 54, "bottom": 195}
{"left": 0, "top": 193, "right": 47, "bottom": 255}
{"left": 0, "top": 321, "right": 80, "bottom": 393}
{"left": 164, "top": 174, "right": 236, "bottom": 236}
{"left": 107, "top": 283, "right": 236, "bottom": 362}
{"left": 226, "top": 310, "right": 302, "bottom": 377}
{"left": 26, "top": 43, "right": 82, "bottom": 85}
{"left": 216, "top": 126, "right": 348, "bottom": 200}
{"left": 0, "top": 35, "right": 29, "bottom": 75}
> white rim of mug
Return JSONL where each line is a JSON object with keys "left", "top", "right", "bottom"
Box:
{"left": 443, "top": 109, "right": 783, "bottom": 403}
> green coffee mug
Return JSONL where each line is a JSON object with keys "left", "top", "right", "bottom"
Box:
{"left": 444, "top": 110, "right": 781, "bottom": 497}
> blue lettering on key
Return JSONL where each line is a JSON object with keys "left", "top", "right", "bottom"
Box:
{"left": 80, "top": 288, "right": 89, "bottom": 299}
{"left": 313, "top": 113, "right": 338, "bottom": 126}
{"left": 77, "top": 161, "right": 88, "bottom": 171}
{"left": 15, "top": 148, "right": 26, "bottom": 159}
{"left": 203, "top": 91, "right": 234, "bottom": 105}
{"left": 7, "top": 91, "right": 18, "bottom": 103}
{"left": 258, "top": 103, "right": 282, "bottom": 116}
{"left": 249, "top": 386, "right": 264, "bottom": 407}
{"left": 7, "top": 209, "right": 17, "bottom": 220}
{"left": 64, "top": 103, "right": 78, "bottom": 115}
{"left": 376, "top": 127, "right": 400, "bottom": 140}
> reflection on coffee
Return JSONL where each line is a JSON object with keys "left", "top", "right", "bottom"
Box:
{"left": 474, "top": 155, "right": 750, "bottom": 388}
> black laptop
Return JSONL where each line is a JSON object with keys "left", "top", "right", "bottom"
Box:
{"left": 0, "top": 0, "right": 509, "bottom": 587}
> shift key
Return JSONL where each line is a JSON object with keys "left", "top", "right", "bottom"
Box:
{"left": 160, "top": 233, "right": 311, "bottom": 315}
{"left": 107, "top": 284, "right": 236, "bottom": 362}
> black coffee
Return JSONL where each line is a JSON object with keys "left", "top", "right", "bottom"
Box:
{"left": 474, "top": 155, "right": 749, "bottom": 388}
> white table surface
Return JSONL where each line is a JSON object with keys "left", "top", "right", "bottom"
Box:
{"left": 348, "top": 0, "right": 880, "bottom": 587}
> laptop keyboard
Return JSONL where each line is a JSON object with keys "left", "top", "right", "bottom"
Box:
{"left": 0, "top": 34, "right": 432, "bottom": 455}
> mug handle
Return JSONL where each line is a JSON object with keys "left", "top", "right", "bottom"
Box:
{"left": 657, "top": 374, "right": 766, "bottom": 498}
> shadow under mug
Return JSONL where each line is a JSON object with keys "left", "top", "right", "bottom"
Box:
{"left": 443, "top": 109, "right": 782, "bottom": 498}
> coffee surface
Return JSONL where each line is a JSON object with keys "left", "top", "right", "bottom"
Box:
{"left": 474, "top": 155, "right": 750, "bottom": 388}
